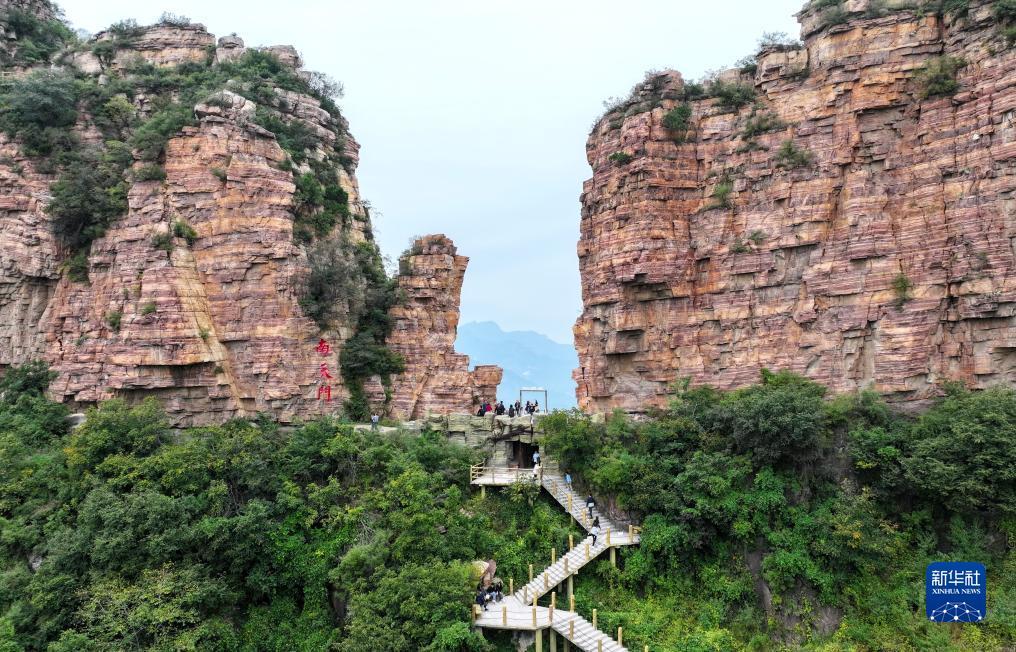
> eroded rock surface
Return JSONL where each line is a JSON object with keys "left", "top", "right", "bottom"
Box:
{"left": 0, "top": 21, "right": 372, "bottom": 425}
{"left": 387, "top": 235, "right": 503, "bottom": 419}
{"left": 574, "top": 0, "right": 1016, "bottom": 413}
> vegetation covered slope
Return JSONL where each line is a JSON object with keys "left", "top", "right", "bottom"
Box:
{"left": 543, "top": 371, "right": 1016, "bottom": 650}
{"left": 0, "top": 363, "right": 580, "bottom": 650}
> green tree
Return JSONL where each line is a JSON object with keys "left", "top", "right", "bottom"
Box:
{"left": 903, "top": 386, "right": 1016, "bottom": 514}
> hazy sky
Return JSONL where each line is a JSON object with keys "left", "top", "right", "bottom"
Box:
{"left": 58, "top": 0, "right": 803, "bottom": 343}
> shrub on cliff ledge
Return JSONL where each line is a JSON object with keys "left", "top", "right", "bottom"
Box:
{"left": 608, "top": 151, "right": 633, "bottom": 165}
{"left": 775, "top": 140, "right": 814, "bottom": 169}
{"left": 710, "top": 177, "right": 734, "bottom": 209}
{"left": 133, "top": 164, "right": 166, "bottom": 182}
{"left": 741, "top": 111, "right": 786, "bottom": 139}
{"left": 995, "top": 0, "right": 1016, "bottom": 45}
{"left": 661, "top": 103, "right": 692, "bottom": 141}
{"left": 891, "top": 272, "right": 913, "bottom": 305}
{"left": 157, "top": 11, "right": 192, "bottom": 27}
{"left": 172, "top": 219, "right": 198, "bottom": 245}
{"left": 709, "top": 80, "right": 755, "bottom": 112}
{"left": 915, "top": 56, "right": 965, "bottom": 99}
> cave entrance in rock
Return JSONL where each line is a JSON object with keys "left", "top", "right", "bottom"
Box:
{"left": 511, "top": 440, "right": 539, "bottom": 468}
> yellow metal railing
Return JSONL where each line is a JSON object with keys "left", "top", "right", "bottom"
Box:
{"left": 469, "top": 464, "right": 534, "bottom": 484}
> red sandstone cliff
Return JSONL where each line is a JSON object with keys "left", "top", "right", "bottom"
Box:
{"left": 386, "top": 235, "right": 503, "bottom": 420}
{"left": 574, "top": 0, "right": 1016, "bottom": 413}
{"left": 0, "top": 14, "right": 378, "bottom": 424}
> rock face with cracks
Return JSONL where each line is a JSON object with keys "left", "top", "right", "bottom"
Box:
{"left": 386, "top": 235, "right": 503, "bottom": 420}
{"left": 574, "top": 0, "right": 1016, "bottom": 413}
{"left": 0, "top": 18, "right": 379, "bottom": 425}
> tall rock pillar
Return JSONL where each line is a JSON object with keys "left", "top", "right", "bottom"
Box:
{"left": 386, "top": 235, "right": 502, "bottom": 419}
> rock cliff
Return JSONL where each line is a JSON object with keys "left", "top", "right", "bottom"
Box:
{"left": 386, "top": 235, "right": 503, "bottom": 419}
{"left": 574, "top": 0, "right": 1016, "bottom": 413}
{"left": 0, "top": 7, "right": 390, "bottom": 424}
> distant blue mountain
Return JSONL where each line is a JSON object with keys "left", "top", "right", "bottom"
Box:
{"left": 456, "top": 321, "right": 578, "bottom": 410}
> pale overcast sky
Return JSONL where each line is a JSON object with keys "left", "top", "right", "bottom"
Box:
{"left": 57, "top": 0, "right": 803, "bottom": 343}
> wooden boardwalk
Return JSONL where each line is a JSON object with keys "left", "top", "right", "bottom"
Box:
{"left": 470, "top": 463, "right": 641, "bottom": 652}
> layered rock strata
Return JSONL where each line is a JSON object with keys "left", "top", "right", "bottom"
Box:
{"left": 574, "top": 0, "right": 1016, "bottom": 412}
{"left": 386, "top": 235, "right": 503, "bottom": 419}
{"left": 0, "top": 18, "right": 372, "bottom": 425}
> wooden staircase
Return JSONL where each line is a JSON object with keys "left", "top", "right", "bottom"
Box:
{"left": 470, "top": 462, "right": 641, "bottom": 652}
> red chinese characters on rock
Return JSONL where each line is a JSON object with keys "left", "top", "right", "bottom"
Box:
{"left": 316, "top": 340, "right": 333, "bottom": 402}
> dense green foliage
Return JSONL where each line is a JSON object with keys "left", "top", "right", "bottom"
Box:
{"left": 994, "top": 0, "right": 1016, "bottom": 46}
{"left": 0, "top": 70, "right": 78, "bottom": 157}
{"left": 0, "top": 6, "right": 75, "bottom": 67}
{"left": 542, "top": 372, "right": 1016, "bottom": 650}
{"left": 607, "top": 151, "right": 633, "bottom": 165}
{"left": 337, "top": 243, "right": 405, "bottom": 421}
{"left": 47, "top": 145, "right": 131, "bottom": 252}
{"left": 0, "top": 364, "right": 580, "bottom": 650}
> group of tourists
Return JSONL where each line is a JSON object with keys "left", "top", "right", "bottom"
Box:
{"left": 474, "top": 579, "right": 504, "bottom": 611}
{"left": 476, "top": 399, "right": 541, "bottom": 418}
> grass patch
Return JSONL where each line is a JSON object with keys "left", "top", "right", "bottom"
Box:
{"left": 775, "top": 140, "right": 814, "bottom": 169}
{"left": 709, "top": 175, "right": 735, "bottom": 209}
{"left": 105, "top": 310, "right": 122, "bottom": 331}
{"left": 892, "top": 272, "right": 913, "bottom": 305}
{"left": 172, "top": 220, "right": 198, "bottom": 245}
{"left": 710, "top": 81, "right": 756, "bottom": 111}
{"left": 741, "top": 111, "right": 786, "bottom": 139}
{"left": 151, "top": 232, "right": 174, "bottom": 253}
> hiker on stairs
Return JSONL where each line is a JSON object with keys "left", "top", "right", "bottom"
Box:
{"left": 591, "top": 517, "right": 600, "bottom": 546}
{"left": 586, "top": 494, "right": 596, "bottom": 520}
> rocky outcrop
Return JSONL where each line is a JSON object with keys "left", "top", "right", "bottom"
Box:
{"left": 0, "top": 21, "right": 375, "bottom": 425}
{"left": 574, "top": 0, "right": 1016, "bottom": 413}
{"left": 386, "top": 235, "right": 503, "bottom": 419}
